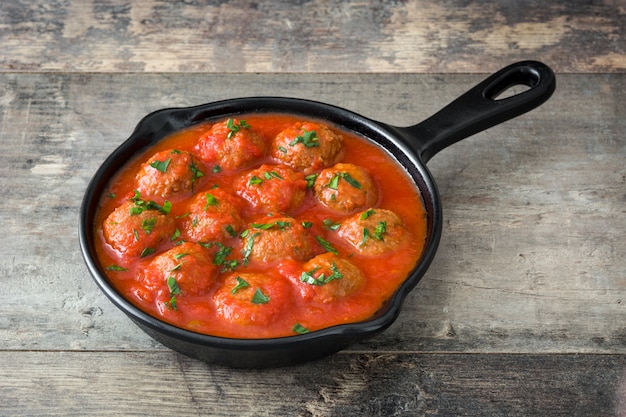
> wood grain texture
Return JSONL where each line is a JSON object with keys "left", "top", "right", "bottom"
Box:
{"left": 0, "top": 0, "right": 624, "bottom": 73}
{"left": 0, "top": 72, "right": 624, "bottom": 416}
{"left": 1, "top": 351, "right": 625, "bottom": 416}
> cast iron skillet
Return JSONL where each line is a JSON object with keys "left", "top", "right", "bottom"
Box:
{"left": 79, "top": 61, "right": 555, "bottom": 368}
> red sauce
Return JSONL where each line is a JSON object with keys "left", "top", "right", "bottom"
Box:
{"left": 94, "top": 114, "right": 427, "bottom": 338}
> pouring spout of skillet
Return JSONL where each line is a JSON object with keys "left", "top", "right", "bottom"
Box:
{"left": 79, "top": 60, "right": 555, "bottom": 368}
{"left": 391, "top": 60, "right": 556, "bottom": 163}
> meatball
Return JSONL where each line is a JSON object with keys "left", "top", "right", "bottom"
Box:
{"left": 179, "top": 188, "right": 244, "bottom": 243}
{"left": 194, "top": 118, "right": 267, "bottom": 170}
{"left": 241, "top": 216, "right": 317, "bottom": 264}
{"left": 135, "top": 149, "right": 205, "bottom": 199}
{"left": 214, "top": 272, "right": 292, "bottom": 327}
{"left": 139, "top": 242, "right": 217, "bottom": 296}
{"left": 314, "top": 163, "right": 378, "bottom": 213}
{"left": 337, "top": 208, "right": 409, "bottom": 256}
{"left": 291, "top": 253, "right": 365, "bottom": 303}
{"left": 102, "top": 197, "right": 176, "bottom": 259}
{"left": 235, "top": 164, "right": 307, "bottom": 214}
{"left": 271, "top": 121, "right": 343, "bottom": 173}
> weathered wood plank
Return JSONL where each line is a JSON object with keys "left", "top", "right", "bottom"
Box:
{"left": 0, "top": 351, "right": 624, "bottom": 416}
{"left": 0, "top": 0, "right": 624, "bottom": 73}
{"left": 0, "top": 73, "right": 624, "bottom": 355}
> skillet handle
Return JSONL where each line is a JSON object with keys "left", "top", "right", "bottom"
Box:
{"left": 405, "top": 61, "right": 556, "bottom": 163}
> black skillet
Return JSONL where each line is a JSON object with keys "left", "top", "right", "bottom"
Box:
{"left": 79, "top": 61, "right": 556, "bottom": 368}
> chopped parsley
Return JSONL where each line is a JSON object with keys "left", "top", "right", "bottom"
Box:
{"left": 264, "top": 171, "right": 283, "bottom": 180}
{"left": 316, "top": 235, "right": 338, "bottom": 255}
{"left": 149, "top": 158, "right": 171, "bottom": 173}
{"left": 300, "top": 262, "right": 343, "bottom": 286}
{"left": 231, "top": 276, "right": 250, "bottom": 294}
{"left": 213, "top": 242, "right": 239, "bottom": 272}
{"left": 129, "top": 190, "right": 171, "bottom": 216}
{"left": 226, "top": 118, "right": 251, "bottom": 139}
{"left": 251, "top": 288, "right": 270, "bottom": 304}
{"left": 140, "top": 247, "right": 155, "bottom": 258}
{"left": 141, "top": 217, "right": 157, "bottom": 234}
{"left": 189, "top": 159, "right": 205, "bottom": 191}
{"left": 322, "top": 219, "right": 341, "bottom": 231}
{"left": 292, "top": 323, "right": 310, "bottom": 334}
{"left": 225, "top": 224, "right": 237, "bottom": 238}
{"left": 106, "top": 265, "right": 128, "bottom": 271}
{"left": 165, "top": 276, "right": 181, "bottom": 311}
{"left": 241, "top": 231, "right": 259, "bottom": 266}
{"left": 327, "top": 172, "right": 362, "bottom": 190}
{"left": 361, "top": 221, "right": 387, "bottom": 246}
{"left": 289, "top": 129, "right": 319, "bottom": 148}
{"left": 305, "top": 173, "right": 318, "bottom": 188}
{"left": 248, "top": 175, "right": 264, "bottom": 186}
{"left": 360, "top": 209, "right": 375, "bottom": 220}
{"left": 204, "top": 192, "right": 218, "bottom": 210}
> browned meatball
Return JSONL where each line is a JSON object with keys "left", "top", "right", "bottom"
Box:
{"left": 234, "top": 164, "right": 307, "bottom": 214}
{"left": 135, "top": 149, "right": 206, "bottom": 199}
{"left": 271, "top": 121, "right": 343, "bottom": 173}
{"left": 214, "top": 272, "right": 293, "bottom": 327}
{"left": 241, "top": 216, "right": 317, "bottom": 264}
{"left": 337, "top": 208, "right": 409, "bottom": 256}
{"left": 179, "top": 188, "right": 244, "bottom": 243}
{"left": 194, "top": 118, "right": 267, "bottom": 170}
{"left": 102, "top": 197, "right": 176, "bottom": 259}
{"left": 138, "top": 242, "right": 217, "bottom": 296}
{"left": 292, "top": 253, "right": 365, "bottom": 303}
{"left": 314, "top": 163, "right": 378, "bottom": 213}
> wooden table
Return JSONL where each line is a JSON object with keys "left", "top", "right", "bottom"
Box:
{"left": 1, "top": 1, "right": 624, "bottom": 416}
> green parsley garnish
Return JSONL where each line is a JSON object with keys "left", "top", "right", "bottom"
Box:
{"left": 373, "top": 221, "right": 387, "bottom": 241}
{"left": 316, "top": 235, "right": 338, "bottom": 254}
{"left": 292, "top": 323, "right": 310, "bottom": 334}
{"left": 225, "top": 224, "right": 237, "bottom": 237}
{"left": 140, "top": 247, "right": 155, "bottom": 258}
{"left": 251, "top": 288, "right": 270, "bottom": 304}
{"left": 212, "top": 242, "right": 238, "bottom": 271}
{"left": 248, "top": 175, "right": 264, "bottom": 186}
{"left": 167, "top": 276, "right": 181, "bottom": 295}
{"left": 231, "top": 276, "right": 250, "bottom": 294}
{"left": 149, "top": 158, "right": 171, "bottom": 173}
{"left": 289, "top": 129, "right": 319, "bottom": 148}
{"left": 106, "top": 265, "right": 128, "bottom": 271}
{"left": 204, "top": 192, "right": 218, "bottom": 210}
{"left": 141, "top": 217, "right": 157, "bottom": 234}
{"left": 241, "top": 231, "right": 259, "bottom": 266}
{"left": 322, "top": 219, "right": 341, "bottom": 231}
{"left": 305, "top": 173, "right": 318, "bottom": 188}
{"left": 264, "top": 171, "right": 283, "bottom": 180}
{"left": 226, "top": 118, "right": 251, "bottom": 139}
{"left": 360, "top": 209, "right": 375, "bottom": 220}
{"left": 300, "top": 262, "right": 343, "bottom": 286}
{"left": 129, "top": 190, "right": 171, "bottom": 215}
{"left": 327, "top": 172, "right": 362, "bottom": 190}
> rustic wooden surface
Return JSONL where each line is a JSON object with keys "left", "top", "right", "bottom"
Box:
{"left": 0, "top": 0, "right": 624, "bottom": 73}
{"left": 1, "top": 1, "right": 625, "bottom": 416}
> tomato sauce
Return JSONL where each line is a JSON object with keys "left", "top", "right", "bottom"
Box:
{"left": 94, "top": 114, "right": 427, "bottom": 339}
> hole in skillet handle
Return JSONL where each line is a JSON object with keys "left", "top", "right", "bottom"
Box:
{"left": 401, "top": 60, "right": 556, "bottom": 163}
